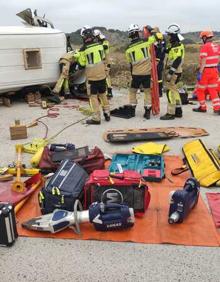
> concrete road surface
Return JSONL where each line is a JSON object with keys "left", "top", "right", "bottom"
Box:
{"left": 0, "top": 90, "right": 219, "bottom": 282}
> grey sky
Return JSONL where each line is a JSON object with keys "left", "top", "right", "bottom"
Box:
{"left": 0, "top": 0, "right": 219, "bottom": 33}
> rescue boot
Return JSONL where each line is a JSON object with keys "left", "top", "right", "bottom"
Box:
{"left": 104, "top": 112, "right": 111, "bottom": 121}
{"left": 160, "top": 113, "right": 175, "bottom": 120}
{"left": 175, "top": 107, "right": 183, "bottom": 118}
{"left": 192, "top": 107, "right": 207, "bottom": 113}
{"left": 129, "top": 105, "right": 136, "bottom": 117}
{"left": 107, "top": 88, "right": 113, "bottom": 99}
{"left": 143, "top": 107, "right": 151, "bottom": 120}
{"left": 86, "top": 119, "right": 101, "bottom": 125}
{"left": 64, "top": 91, "right": 71, "bottom": 99}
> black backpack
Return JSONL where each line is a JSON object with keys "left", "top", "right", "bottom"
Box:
{"left": 39, "top": 160, "right": 88, "bottom": 214}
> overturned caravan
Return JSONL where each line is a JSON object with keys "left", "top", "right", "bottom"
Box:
{"left": 0, "top": 26, "right": 66, "bottom": 95}
{"left": 0, "top": 9, "right": 66, "bottom": 95}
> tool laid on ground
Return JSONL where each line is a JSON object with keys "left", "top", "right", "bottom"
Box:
{"left": 172, "top": 139, "right": 220, "bottom": 187}
{"left": 22, "top": 201, "right": 135, "bottom": 234}
{"left": 168, "top": 178, "right": 200, "bottom": 224}
{"left": 11, "top": 144, "right": 26, "bottom": 193}
{"left": 103, "top": 127, "right": 209, "bottom": 143}
{"left": 0, "top": 202, "right": 18, "bottom": 247}
{"left": 48, "top": 143, "right": 75, "bottom": 152}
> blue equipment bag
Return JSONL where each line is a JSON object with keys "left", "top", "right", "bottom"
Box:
{"left": 39, "top": 160, "right": 88, "bottom": 214}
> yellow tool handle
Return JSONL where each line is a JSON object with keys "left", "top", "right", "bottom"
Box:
{"left": 7, "top": 168, "right": 40, "bottom": 176}
{"left": 14, "top": 179, "right": 42, "bottom": 214}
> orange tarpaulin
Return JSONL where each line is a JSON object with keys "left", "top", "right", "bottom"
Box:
{"left": 16, "top": 156, "right": 220, "bottom": 246}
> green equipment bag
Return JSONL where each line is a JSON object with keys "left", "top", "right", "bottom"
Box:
{"left": 172, "top": 139, "right": 220, "bottom": 187}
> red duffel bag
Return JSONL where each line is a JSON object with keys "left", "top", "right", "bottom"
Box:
{"left": 84, "top": 170, "right": 151, "bottom": 217}
{"left": 39, "top": 146, "right": 105, "bottom": 174}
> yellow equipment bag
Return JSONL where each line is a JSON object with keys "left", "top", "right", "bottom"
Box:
{"left": 182, "top": 139, "right": 220, "bottom": 187}
{"left": 132, "top": 142, "right": 170, "bottom": 155}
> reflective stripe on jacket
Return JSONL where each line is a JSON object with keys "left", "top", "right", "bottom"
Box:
{"left": 200, "top": 42, "right": 220, "bottom": 68}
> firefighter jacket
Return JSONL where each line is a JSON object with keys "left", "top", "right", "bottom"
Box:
{"left": 59, "top": 51, "right": 76, "bottom": 65}
{"left": 199, "top": 42, "right": 219, "bottom": 68}
{"left": 75, "top": 42, "right": 106, "bottom": 81}
{"left": 125, "top": 36, "right": 156, "bottom": 75}
{"left": 166, "top": 42, "right": 185, "bottom": 74}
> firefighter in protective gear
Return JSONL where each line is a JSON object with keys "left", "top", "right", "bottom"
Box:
{"left": 160, "top": 23, "right": 185, "bottom": 120}
{"left": 75, "top": 26, "right": 110, "bottom": 125}
{"left": 193, "top": 30, "right": 220, "bottom": 114}
{"left": 153, "top": 27, "right": 166, "bottom": 97}
{"left": 52, "top": 51, "right": 76, "bottom": 98}
{"left": 125, "top": 24, "right": 156, "bottom": 120}
{"left": 94, "top": 29, "right": 113, "bottom": 98}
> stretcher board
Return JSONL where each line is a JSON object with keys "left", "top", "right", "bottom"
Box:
{"left": 103, "top": 127, "right": 209, "bottom": 143}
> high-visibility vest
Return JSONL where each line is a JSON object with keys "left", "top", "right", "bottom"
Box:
{"left": 167, "top": 43, "right": 185, "bottom": 65}
{"left": 84, "top": 43, "right": 105, "bottom": 66}
{"left": 125, "top": 37, "right": 155, "bottom": 65}
{"left": 200, "top": 42, "right": 219, "bottom": 68}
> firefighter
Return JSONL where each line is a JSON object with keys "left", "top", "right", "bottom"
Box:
{"left": 193, "top": 31, "right": 220, "bottom": 114}
{"left": 75, "top": 26, "right": 110, "bottom": 125}
{"left": 153, "top": 27, "right": 166, "bottom": 97}
{"left": 160, "top": 24, "right": 185, "bottom": 120}
{"left": 125, "top": 24, "right": 157, "bottom": 119}
{"left": 93, "top": 29, "right": 113, "bottom": 98}
{"left": 52, "top": 51, "right": 75, "bottom": 98}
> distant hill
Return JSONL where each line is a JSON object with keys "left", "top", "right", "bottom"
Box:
{"left": 68, "top": 27, "right": 220, "bottom": 49}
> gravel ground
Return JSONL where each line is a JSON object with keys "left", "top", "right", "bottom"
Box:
{"left": 0, "top": 89, "right": 219, "bottom": 282}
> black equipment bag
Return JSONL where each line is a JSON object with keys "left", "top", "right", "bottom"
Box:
{"left": 39, "top": 160, "right": 88, "bottom": 214}
{"left": 0, "top": 203, "right": 18, "bottom": 247}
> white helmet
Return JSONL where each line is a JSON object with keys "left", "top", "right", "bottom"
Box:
{"left": 128, "top": 24, "right": 140, "bottom": 34}
{"left": 166, "top": 23, "right": 184, "bottom": 41}
{"left": 94, "top": 29, "right": 106, "bottom": 40}
{"left": 80, "top": 25, "right": 92, "bottom": 37}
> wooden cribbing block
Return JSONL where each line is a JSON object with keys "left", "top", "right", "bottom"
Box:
{"left": 10, "top": 120, "right": 27, "bottom": 140}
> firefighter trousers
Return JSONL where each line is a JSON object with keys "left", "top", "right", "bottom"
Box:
{"left": 53, "top": 62, "right": 70, "bottom": 95}
{"left": 89, "top": 93, "right": 110, "bottom": 121}
{"left": 165, "top": 73, "right": 182, "bottom": 115}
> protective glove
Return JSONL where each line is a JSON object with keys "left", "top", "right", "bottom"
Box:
{"left": 197, "top": 72, "right": 202, "bottom": 81}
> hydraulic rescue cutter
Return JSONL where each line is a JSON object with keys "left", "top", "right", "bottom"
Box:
{"left": 22, "top": 201, "right": 135, "bottom": 234}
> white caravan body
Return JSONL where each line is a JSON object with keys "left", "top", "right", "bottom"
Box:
{"left": 0, "top": 26, "right": 66, "bottom": 94}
